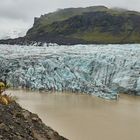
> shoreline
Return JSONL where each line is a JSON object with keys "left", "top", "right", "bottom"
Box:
{"left": 0, "top": 101, "right": 67, "bottom": 140}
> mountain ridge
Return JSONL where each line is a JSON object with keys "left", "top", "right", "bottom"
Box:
{"left": 0, "top": 6, "right": 140, "bottom": 45}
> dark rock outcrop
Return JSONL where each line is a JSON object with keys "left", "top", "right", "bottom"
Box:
{"left": 0, "top": 102, "right": 67, "bottom": 140}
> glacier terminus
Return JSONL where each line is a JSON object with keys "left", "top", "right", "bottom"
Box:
{"left": 0, "top": 44, "right": 140, "bottom": 100}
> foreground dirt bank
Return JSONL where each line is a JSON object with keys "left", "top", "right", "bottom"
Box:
{"left": 0, "top": 102, "right": 67, "bottom": 140}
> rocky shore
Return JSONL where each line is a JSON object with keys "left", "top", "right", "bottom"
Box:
{"left": 0, "top": 102, "right": 67, "bottom": 140}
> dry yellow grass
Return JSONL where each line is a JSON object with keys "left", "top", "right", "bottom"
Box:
{"left": 0, "top": 94, "right": 14, "bottom": 105}
{"left": 0, "top": 82, "right": 14, "bottom": 105}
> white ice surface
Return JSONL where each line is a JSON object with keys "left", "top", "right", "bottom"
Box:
{"left": 0, "top": 44, "right": 140, "bottom": 99}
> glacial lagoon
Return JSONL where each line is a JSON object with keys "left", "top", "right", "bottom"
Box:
{"left": 8, "top": 89, "right": 140, "bottom": 140}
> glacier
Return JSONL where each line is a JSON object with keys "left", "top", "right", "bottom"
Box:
{"left": 0, "top": 44, "right": 140, "bottom": 99}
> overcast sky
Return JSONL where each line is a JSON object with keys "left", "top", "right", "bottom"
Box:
{"left": 0, "top": 0, "right": 140, "bottom": 38}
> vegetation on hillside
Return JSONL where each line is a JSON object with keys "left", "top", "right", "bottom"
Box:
{"left": 29, "top": 6, "right": 108, "bottom": 35}
{"left": 25, "top": 6, "right": 140, "bottom": 44}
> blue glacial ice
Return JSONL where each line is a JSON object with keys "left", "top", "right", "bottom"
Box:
{"left": 0, "top": 44, "right": 140, "bottom": 99}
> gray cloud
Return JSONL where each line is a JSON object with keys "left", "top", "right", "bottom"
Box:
{"left": 0, "top": 0, "right": 140, "bottom": 20}
{"left": 0, "top": 0, "right": 140, "bottom": 38}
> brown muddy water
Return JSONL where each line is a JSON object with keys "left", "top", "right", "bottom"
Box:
{"left": 8, "top": 90, "right": 140, "bottom": 140}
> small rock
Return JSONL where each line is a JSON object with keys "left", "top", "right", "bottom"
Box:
{"left": 0, "top": 123, "right": 6, "bottom": 129}
{"left": 22, "top": 111, "right": 30, "bottom": 119}
{"left": 32, "top": 130, "right": 46, "bottom": 140}
{"left": 32, "top": 117, "right": 39, "bottom": 122}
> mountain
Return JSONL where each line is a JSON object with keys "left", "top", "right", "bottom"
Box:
{"left": 1, "top": 6, "right": 140, "bottom": 45}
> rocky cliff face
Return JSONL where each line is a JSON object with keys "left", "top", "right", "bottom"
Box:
{"left": 0, "top": 44, "right": 140, "bottom": 99}
{"left": 26, "top": 9, "right": 140, "bottom": 45}
{"left": 0, "top": 102, "right": 67, "bottom": 140}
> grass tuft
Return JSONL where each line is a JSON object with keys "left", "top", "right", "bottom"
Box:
{"left": 0, "top": 94, "right": 14, "bottom": 105}
{"left": 0, "top": 82, "right": 15, "bottom": 105}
